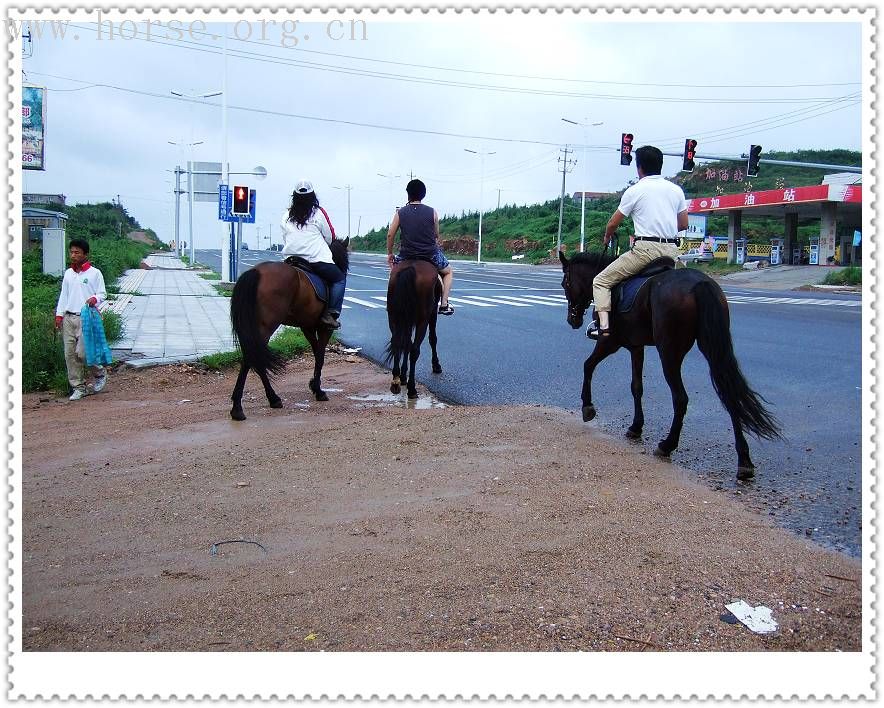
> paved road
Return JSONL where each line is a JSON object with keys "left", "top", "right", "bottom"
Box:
{"left": 197, "top": 248, "right": 863, "bottom": 556}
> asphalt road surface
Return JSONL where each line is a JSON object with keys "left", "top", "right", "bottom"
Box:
{"left": 196, "top": 248, "right": 863, "bottom": 556}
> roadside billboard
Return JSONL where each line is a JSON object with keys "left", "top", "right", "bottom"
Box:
{"left": 22, "top": 86, "right": 46, "bottom": 170}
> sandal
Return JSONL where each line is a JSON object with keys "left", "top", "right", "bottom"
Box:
{"left": 586, "top": 323, "right": 610, "bottom": 340}
{"left": 438, "top": 303, "right": 455, "bottom": 316}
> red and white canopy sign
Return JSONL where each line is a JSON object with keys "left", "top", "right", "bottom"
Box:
{"left": 687, "top": 184, "right": 862, "bottom": 213}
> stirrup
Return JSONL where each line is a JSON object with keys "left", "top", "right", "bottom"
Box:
{"left": 586, "top": 323, "right": 610, "bottom": 340}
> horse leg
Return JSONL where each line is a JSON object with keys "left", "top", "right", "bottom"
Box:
{"left": 390, "top": 351, "right": 402, "bottom": 394}
{"left": 230, "top": 362, "right": 250, "bottom": 421}
{"left": 257, "top": 368, "right": 283, "bottom": 409}
{"left": 654, "top": 347, "right": 690, "bottom": 458}
{"left": 580, "top": 338, "right": 621, "bottom": 422}
{"left": 407, "top": 323, "right": 428, "bottom": 399}
{"left": 305, "top": 327, "right": 332, "bottom": 402}
{"left": 428, "top": 307, "right": 442, "bottom": 374}
{"left": 625, "top": 347, "right": 645, "bottom": 439}
{"left": 731, "top": 415, "right": 756, "bottom": 481}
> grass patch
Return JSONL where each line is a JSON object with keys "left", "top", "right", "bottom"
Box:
{"left": 180, "top": 255, "right": 190, "bottom": 265}
{"left": 213, "top": 283, "right": 234, "bottom": 297}
{"left": 687, "top": 260, "right": 745, "bottom": 276}
{"left": 199, "top": 272, "right": 221, "bottom": 280}
{"left": 823, "top": 266, "right": 861, "bottom": 286}
{"left": 200, "top": 327, "right": 314, "bottom": 370}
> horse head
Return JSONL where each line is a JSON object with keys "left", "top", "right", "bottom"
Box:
{"left": 560, "top": 249, "right": 617, "bottom": 329}
{"left": 330, "top": 237, "right": 350, "bottom": 272}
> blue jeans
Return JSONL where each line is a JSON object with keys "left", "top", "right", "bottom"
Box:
{"left": 311, "top": 261, "right": 346, "bottom": 313}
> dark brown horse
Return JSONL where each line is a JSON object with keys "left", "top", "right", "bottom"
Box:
{"left": 228, "top": 238, "right": 349, "bottom": 420}
{"left": 559, "top": 250, "right": 781, "bottom": 479}
{"left": 386, "top": 260, "right": 442, "bottom": 398}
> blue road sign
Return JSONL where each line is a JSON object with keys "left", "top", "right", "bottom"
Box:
{"left": 242, "top": 189, "right": 256, "bottom": 224}
{"left": 219, "top": 184, "right": 256, "bottom": 223}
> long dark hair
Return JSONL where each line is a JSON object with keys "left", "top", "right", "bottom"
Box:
{"left": 288, "top": 191, "right": 320, "bottom": 227}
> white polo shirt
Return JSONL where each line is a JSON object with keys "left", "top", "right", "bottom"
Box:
{"left": 55, "top": 263, "right": 106, "bottom": 316}
{"left": 617, "top": 175, "right": 687, "bottom": 239}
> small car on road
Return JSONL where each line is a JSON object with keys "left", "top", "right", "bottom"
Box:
{"left": 678, "top": 247, "right": 714, "bottom": 264}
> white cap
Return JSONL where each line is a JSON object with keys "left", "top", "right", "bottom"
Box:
{"left": 294, "top": 179, "right": 314, "bottom": 194}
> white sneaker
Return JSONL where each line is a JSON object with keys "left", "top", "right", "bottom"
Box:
{"left": 92, "top": 375, "right": 107, "bottom": 393}
{"left": 69, "top": 388, "right": 86, "bottom": 401}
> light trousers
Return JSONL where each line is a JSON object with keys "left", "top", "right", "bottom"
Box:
{"left": 63, "top": 313, "right": 105, "bottom": 390}
{"left": 592, "top": 241, "right": 680, "bottom": 312}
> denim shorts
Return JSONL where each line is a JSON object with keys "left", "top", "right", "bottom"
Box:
{"left": 394, "top": 248, "right": 450, "bottom": 271}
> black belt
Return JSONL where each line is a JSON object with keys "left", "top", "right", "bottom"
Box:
{"left": 635, "top": 236, "right": 679, "bottom": 244}
{"left": 65, "top": 311, "right": 81, "bottom": 316}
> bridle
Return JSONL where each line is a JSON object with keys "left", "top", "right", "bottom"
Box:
{"left": 563, "top": 268, "right": 591, "bottom": 322}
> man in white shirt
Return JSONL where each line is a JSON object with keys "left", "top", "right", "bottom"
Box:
{"left": 588, "top": 145, "right": 688, "bottom": 339}
{"left": 54, "top": 239, "right": 108, "bottom": 400}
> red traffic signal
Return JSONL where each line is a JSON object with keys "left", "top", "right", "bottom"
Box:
{"left": 747, "top": 145, "right": 762, "bottom": 177}
{"left": 682, "top": 138, "right": 698, "bottom": 172}
{"left": 620, "top": 133, "right": 634, "bottom": 166}
{"left": 232, "top": 185, "right": 251, "bottom": 216}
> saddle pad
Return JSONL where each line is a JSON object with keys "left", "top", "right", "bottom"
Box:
{"left": 298, "top": 269, "right": 328, "bottom": 303}
{"left": 612, "top": 274, "right": 653, "bottom": 314}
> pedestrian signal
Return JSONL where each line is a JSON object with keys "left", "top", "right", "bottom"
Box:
{"left": 747, "top": 145, "right": 762, "bottom": 177}
{"left": 682, "top": 139, "right": 698, "bottom": 172}
{"left": 232, "top": 185, "right": 251, "bottom": 216}
{"left": 620, "top": 133, "right": 634, "bottom": 166}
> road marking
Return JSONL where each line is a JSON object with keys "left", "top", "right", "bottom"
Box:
{"left": 447, "top": 296, "right": 494, "bottom": 307}
{"left": 517, "top": 294, "right": 567, "bottom": 304}
{"left": 495, "top": 295, "right": 562, "bottom": 306}
{"left": 457, "top": 295, "right": 532, "bottom": 307}
{"left": 727, "top": 295, "right": 861, "bottom": 307}
{"left": 343, "top": 296, "right": 384, "bottom": 309}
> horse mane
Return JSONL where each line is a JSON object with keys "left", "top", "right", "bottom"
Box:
{"left": 569, "top": 250, "right": 617, "bottom": 270}
{"left": 330, "top": 238, "right": 350, "bottom": 272}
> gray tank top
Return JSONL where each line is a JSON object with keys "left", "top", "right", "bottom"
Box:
{"left": 398, "top": 203, "right": 437, "bottom": 258}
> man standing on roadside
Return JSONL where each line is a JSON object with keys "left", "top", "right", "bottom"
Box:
{"left": 54, "top": 239, "right": 108, "bottom": 400}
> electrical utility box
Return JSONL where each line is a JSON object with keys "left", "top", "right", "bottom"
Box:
{"left": 42, "top": 228, "right": 66, "bottom": 276}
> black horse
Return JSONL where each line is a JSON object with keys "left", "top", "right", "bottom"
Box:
{"left": 228, "top": 238, "right": 349, "bottom": 420}
{"left": 559, "top": 250, "right": 781, "bottom": 479}
{"left": 385, "top": 259, "right": 442, "bottom": 398}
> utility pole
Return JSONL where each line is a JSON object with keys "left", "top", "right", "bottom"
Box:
{"left": 174, "top": 165, "right": 182, "bottom": 258}
{"left": 557, "top": 146, "right": 576, "bottom": 253}
{"left": 497, "top": 188, "right": 502, "bottom": 211}
{"left": 334, "top": 184, "right": 353, "bottom": 238}
{"left": 464, "top": 148, "right": 496, "bottom": 264}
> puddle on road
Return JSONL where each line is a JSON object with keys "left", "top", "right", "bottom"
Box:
{"left": 347, "top": 393, "right": 447, "bottom": 410}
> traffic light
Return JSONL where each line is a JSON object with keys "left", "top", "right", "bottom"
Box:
{"left": 620, "top": 133, "right": 634, "bottom": 166}
{"left": 232, "top": 185, "right": 251, "bottom": 216}
{"left": 747, "top": 145, "right": 762, "bottom": 177}
{"left": 682, "top": 138, "right": 698, "bottom": 172}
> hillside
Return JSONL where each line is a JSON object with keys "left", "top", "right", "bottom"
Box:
{"left": 356, "top": 149, "right": 861, "bottom": 262}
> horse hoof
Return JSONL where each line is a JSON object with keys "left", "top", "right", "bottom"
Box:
{"left": 407, "top": 390, "right": 418, "bottom": 400}
{"left": 653, "top": 446, "right": 671, "bottom": 459}
{"left": 625, "top": 428, "right": 642, "bottom": 440}
{"left": 737, "top": 465, "right": 756, "bottom": 481}
{"left": 269, "top": 398, "right": 283, "bottom": 409}
{"left": 581, "top": 405, "right": 596, "bottom": 422}
{"left": 230, "top": 408, "right": 246, "bottom": 421}
{"left": 315, "top": 391, "right": 329, "bottom": 402}
{"left": 390, "top": 383, "right": 401, "bottom": 394}
{"left": 432, "top": 364, "right": 443, "bottom": 374}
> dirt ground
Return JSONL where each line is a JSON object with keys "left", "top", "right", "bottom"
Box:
{"left": 21, "top": 350, "right": 861, "bottom": 651}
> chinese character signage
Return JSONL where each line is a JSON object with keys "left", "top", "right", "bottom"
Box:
{"left": 22, "top": 86, "right": 46, "bottom": 170}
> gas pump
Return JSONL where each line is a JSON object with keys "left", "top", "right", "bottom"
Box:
{"left": 792, "top": 245, "right": 801, "bottom": 265}
{"left": 770, "top": 237, "right": 783, "bottom": 266}
{"left": 809, "top": 237, "right": 820, "bottom": 265}
{"left": 735, "top": 238, "right": 747, "bottom": 265}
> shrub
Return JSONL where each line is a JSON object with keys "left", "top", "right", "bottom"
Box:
{"left": 823, "top": 266, "right": 861, "bottom": 286}
{"left": 200, "top": 327, "right": 313, "bottom": 370}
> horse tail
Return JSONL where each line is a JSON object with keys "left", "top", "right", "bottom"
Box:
{"left": 230, "top": 268, "right": 286, "bottom": 377}
{"left": 384, "top": 266, "right": 417, "bottom": 366}
{"left": 693, "top": 280, "right": 781, "bottom": 440}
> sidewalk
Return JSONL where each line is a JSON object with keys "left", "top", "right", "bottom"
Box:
{"left": 717, "top": 264, "right": 849, "bottom": 291}
{"left": 106, "top": 253, "right": 235, "bottom": 367}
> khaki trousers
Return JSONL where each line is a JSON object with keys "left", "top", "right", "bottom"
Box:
{"left": 63, "top": 313, "right": 105, "bottom": 390}
{"left": 592, "top": 240, "right": 681, "bottom": 312}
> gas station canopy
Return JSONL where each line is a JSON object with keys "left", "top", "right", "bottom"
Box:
{"left": 686, "top": 184, "right": 862, "bottom": 221}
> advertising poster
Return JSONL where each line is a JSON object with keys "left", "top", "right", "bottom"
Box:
{"left": 23, "top": 85, "right": 46, "bottom": 170}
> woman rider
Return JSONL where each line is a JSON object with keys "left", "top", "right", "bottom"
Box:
{"left": 280, "top": 179, "right": 346, "bottom": 329}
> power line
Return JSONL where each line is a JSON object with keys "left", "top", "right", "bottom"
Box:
{"left": 61, "top": 22, "right": 857, "bottom": 105}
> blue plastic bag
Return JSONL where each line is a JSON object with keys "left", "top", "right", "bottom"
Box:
{"left": 80, "top": 305, "right": 113, "bottom": 366}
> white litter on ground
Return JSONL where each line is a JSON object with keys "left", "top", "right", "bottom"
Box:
{"left": 725, "top": 600, "right": 779, "bottom": 634}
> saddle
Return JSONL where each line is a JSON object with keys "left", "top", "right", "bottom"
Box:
{"left": 284, "top": 256, "right": 328, "bottom": 303}
{"left": 611, "top": 257, "right": 675, "bottom": 314}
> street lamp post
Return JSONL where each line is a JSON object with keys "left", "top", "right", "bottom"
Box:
{"left": 333, "top": 184, "right": 353, "bottom": 238}
{"left": 171, "top": 88, "right": 222, "bottom": 266}
{"left": 168, "top": 139, "right": 203, "bottom": 263}
{"left": 562, "top": 117, "right": 603, "bottom": 252}
{"left": 464, "top": 148, "right": 496, "bottom": 264}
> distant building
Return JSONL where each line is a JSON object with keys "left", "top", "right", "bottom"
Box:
{"left": 572, "top": 191, "right": 612, "bottom": 202}
{"left": 23, "top": 193, "right": 66, "bottom": 207}
{"left": 22, "top": 207, "right": 67, "bottom": 253}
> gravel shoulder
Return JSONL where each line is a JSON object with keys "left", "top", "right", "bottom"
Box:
{"left": 21, "top": 352, "right": 860, "bottom": 651}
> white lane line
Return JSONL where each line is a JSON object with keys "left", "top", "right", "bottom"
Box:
{"left": 447, "top": 296, "right": 494, "bottom": 307}
{"left": 495, "top": 295, "right": 561, "bottom": 306}
{"left": 344, "top": 296, "right": 384, "bottom": 309}
{"left": 726, "top": 295, "right": 861, "bottom": 307}
{"left": 371, "top": 296, "right": 388, "bottom": 303}
{"left": 518, "top": 294, "right": 567, "bottom": 303}
{"left": 458, "top": 295, "right": 532, "bottom": 307}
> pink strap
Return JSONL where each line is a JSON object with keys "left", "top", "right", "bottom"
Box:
{"left": 317, "top": 206, "right": 336, "bottom": 240}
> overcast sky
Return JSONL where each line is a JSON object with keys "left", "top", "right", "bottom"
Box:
{"left": 20, "top": 13, "right": 864, "bottom": 249}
